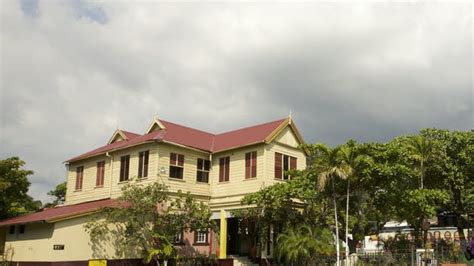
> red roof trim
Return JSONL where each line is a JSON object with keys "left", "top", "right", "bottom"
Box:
{"left": 67, "top": 117, "right": 300, "bottom": 163}
{"left": 0, "top": 198, "right": 117, "bottom": 227}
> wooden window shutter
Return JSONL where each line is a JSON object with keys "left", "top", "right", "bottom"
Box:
{"left": 170, "top": 153, "right": 176, "bottom": 165}
{"left": 245, "top": 152, "right": 251, "bottom": 179}
{"left": 125, "top": 156, "right": 130, "bottom": 180}
{"left": 225, "top": 157, "right": 230, "bottom": 181}
{"left": 251, "top": 151, "right": 257, "bottom": 178}
{"left": 219, "top": 158, "right": 224, "bottom": 182}
{"left": 144, "top": 151, "right": 149, "bottom": 177}
{"left": 178, "top": 154, "right": 184, "bottom": 167}
{"left": 138, "top": 152, "right": 144, "bottom": 178}
{"left": 274, "top": 153, "right": 282, "bottom": 179}
{"left": 290, "top": 157, "right": 297, "bottom": 170}
{"left": 96, "top": 163, "right": 101, "bottom": 186}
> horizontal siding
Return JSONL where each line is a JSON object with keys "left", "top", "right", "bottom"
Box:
{"left": 155, "top": 143, "right": 211, "bottom": 197}
{"left": 210, "top": 145, "right": 266, "bottom": 203}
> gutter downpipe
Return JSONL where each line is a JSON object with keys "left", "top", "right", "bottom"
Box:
{"left": 106, "top": 152, "right": 113, "bottom": 198}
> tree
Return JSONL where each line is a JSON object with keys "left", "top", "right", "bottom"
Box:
{"left": 338, "top": 141, "right": 372, "bottom": 255}
{"left": 306, "top": 143, "right": 350, "bottom": 266}
{"left": 0, "top": 157, "right": 39, "bottom": 219}
{"left": 85, "top": 180, "right": 216, "bottom": 265}
{"left": 275, "top": 225, "right": 335, "bottom": 264}
{"left": 407, "top": 135, "right": 434, "bottom": 189}
{"left": 45, "top": 182, "right": 66, "bottom": 207}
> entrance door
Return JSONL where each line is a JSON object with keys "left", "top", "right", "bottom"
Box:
{"left": 227, "top": 218, "right": 239, "bottom": 255}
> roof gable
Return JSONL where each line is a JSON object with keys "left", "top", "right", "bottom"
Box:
{"left": 145, "top": 117, "right": 166, "bottom": 134}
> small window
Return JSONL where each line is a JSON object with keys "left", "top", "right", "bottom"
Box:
{"left": 96, "top": 161, "right": 105, "bottom": 187}
{"left": 275, "top": 153, "right": 297, "bottom": 180}
{"left": 120, "top": 155, "right": 130, "bottom": 182}
{"left": 19, "top": 224, "right": 25, "bottom": 234}
{"left": 75, "top": 166, "right": 84, "bottom": 190}
{"left": 245, "top": 151, "right": 257, "bottom": 179}
{"left": 196, "top": 158, "right": 210, "bottom": 183}
{"left": 9, "top": 225, "right": 15, "bottom": 234}
{"left": 169, "top": 153, "right": 184, "bottom": 179}
{"left": 138, "top": 151, "right": 149, "bottom": 178}
{"left": 219, "top": 157, "right": 230, "bottom": 182}
{"left": 194, "top": 231, "right": 208, "bottom": 244}
{"left": 174, "top": 230, "right": 184, "bottom": 244}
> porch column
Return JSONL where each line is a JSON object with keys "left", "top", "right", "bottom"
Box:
{"left": 219, "top": 209, "right": 227, "bottom": 259}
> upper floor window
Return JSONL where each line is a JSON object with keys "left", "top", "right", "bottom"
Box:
{"left": 245, "top": 151, "right": 257, "bottom": 179}
{"left": 196, "top": 158, "right": 210, "bottom": 183}
{"left": 96, "top": 161, "right": 105, "bottom": 187}
{"left": 274, "top": 152, "right": 297, "bottom": 180}
{"left": 75, "top": 166, "right": 84, "bottom": 190}
{"left": 169, "top": 153, "right": 184, "bottom": 179}
{"left": 174, "top": 230, "right": 184, "bottom": 245}
{"left": 120, "top": 155, "right": 130, "bottom": 182}
{"left": 138, "top": 150, "right": 149, "bottom": 178}
{"left": 194, "top": 230, "right": 208, "bottom": 244}
{"left": 219, "top": 156, "right": 230, "bottom": 182}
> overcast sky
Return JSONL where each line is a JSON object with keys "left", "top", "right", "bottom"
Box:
{"left": 1, "top": 0, "right": 472, "bottom": 203}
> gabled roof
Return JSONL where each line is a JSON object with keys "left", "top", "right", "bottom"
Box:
{"left": 0, "top": 198, "right": 117, "bottom": 227}
{"left": 67, "top": 117, "right": 304, "bottom": 163}
{"left": 107, "top": 129, "right": 141, "bottom": 144}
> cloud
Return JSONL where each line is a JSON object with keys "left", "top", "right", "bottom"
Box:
{"left": 0, "top": 1, "right": 472, "bottom": 203}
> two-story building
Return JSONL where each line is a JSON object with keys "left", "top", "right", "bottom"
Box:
{"left": 0, "top": 116, "right": 307, "bottom": 265}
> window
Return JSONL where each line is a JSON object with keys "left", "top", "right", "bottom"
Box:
{"left": 219, "top": 157, "right": 230, "bottom": 182}
{"left": 96, "top": 161, "right": 105, "bottom": 187}
{"left": 196, "top": 158, "right": 210, "bottom": 183}
{"left": 75, "top": 166, "right": 84, "bottom": 190}
{"left": 245, "top": 151, "right": 257, "bottom": 179}
{"left": 19, "top": 224, "right": 25, "bottom": 234}
{"left": 9, "top": 225, "right": 15, "bottom": 234}
{"left": 120, "top": 155, "right": 130, "bottom": 182}
{"left": 138, "top": 150, "right": 149, "bottom": 178}
{"left": 169, "top": 153, "right": 184, "bottom": 179}
{"left": 174, "top": 230, "right": 184, "bottom": 244}
{"left": 194, "top": 231, "right": 208, "bottom": 244}
{"left": 274, "top": 152, "right": 297, "bottom": 180}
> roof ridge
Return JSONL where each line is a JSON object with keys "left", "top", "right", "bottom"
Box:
{"left": 216, "top": 118, "right": 287, "bottom": 135}
{"left": 160, "top": 119, "right": 215, "bottom": 136}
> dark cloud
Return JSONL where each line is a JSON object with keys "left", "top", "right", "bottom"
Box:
{"left": 1, "top": 1, "right": 472, "bottom": 203}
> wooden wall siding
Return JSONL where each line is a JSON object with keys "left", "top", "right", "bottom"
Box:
{"left": 65, "top": 143, "right": 159, "bottom": 205}
{"left": 274, "top": 126, "right": 300, "bottom": 148}
{"left": 209, "top": 145, "right": 266, "bottom": 203}
{"left": 154, "top": 143, "right": 211, "bottom": 197}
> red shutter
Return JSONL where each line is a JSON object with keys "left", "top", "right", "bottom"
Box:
{"left": 125, "top": 156, "right": 130, "bottom": 180}
{"left": 225, "top": 157, "right": 230, "bottom": 181}
{"left": 219, "top": 158, "right": 224, "bottom": 182}
{"left": 251, "top": 151, "right": 257, "bottom": 178}
{"left": 275, "top": 153, "right": 282, "bottom": 179}
{"left": 245, "top": 152, "right": 251, "bottom": 179}
{"left": 76, "top": 167, "right": 83, "bottom": 190}
{"left": 100, "top": 162, "right": 105, "bottom": 186}
{"left": 170, "top": 153, "right": 176, "bottom": 165}
{"left": 120, "top": 157, "right": 125, "bottom": 181}
{"left": 138, "top": 152, "right": 144, "bottom": 178}
{"left": 290, "top": 157, "right": 297, "bottom": 170}
{"left": 144, "top": 151, "right": 149, "bottom": 177}
{"left": 178, "top": 154, "right": 184, "bottom": 166}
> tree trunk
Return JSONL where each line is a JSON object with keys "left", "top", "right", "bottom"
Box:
{"left": 332, "top": 177, "right": 340, "bottom": 266}
{"left": 345, "top": 179, "right": 350, "bottom": 257}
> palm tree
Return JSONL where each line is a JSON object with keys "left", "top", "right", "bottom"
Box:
{"left": 311, "top": 143, "right": 350, "bottom": 266}
{"left": 339, "top": 141, "right": 371, "bottom": 258}
{"left": 275, "top": 225, "right": 335, "bottom": 265}
{"left": 407, "top": 136, "right": 434, "bottom": 189}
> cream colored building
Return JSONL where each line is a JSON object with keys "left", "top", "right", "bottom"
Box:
{"left": 0, "top": 117, "right": 307, "bottom": 265}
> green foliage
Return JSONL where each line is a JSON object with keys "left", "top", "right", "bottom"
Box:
{"left": 0, "top": 157, "right": 39, "bottom": 219}
{"left": 85, "top": 180, "right": 216, "bottom": 262}
{"left": 275, "top": 225, "right": 335, "bottom": 263}
{"left": 45, "top": 182, "right": 66, "bottom": 207}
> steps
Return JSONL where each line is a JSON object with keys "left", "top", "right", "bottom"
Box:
{"left": 229, "top": 256, "right": 259, "bottom": 266}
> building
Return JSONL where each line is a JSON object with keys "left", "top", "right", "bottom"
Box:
{"left": 0, "top": 116, "right": 307, "bottom": 265}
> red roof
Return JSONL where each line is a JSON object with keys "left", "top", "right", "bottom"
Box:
{"left": 67, "top": 118, "right": 291, "bottom": 162}
{"left": 0, "top": 198, "right": 117, "bottom": 227}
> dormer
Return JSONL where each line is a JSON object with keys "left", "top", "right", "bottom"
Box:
{"left": 145, "top": 117, "right": 166, "bottom": 134}
{"left": 107, "top": 129, "right": 129, "bottom": 144}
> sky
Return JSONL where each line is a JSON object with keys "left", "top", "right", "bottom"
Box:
{"left": 0, "top": 0, "right": 472, "bottom": 203}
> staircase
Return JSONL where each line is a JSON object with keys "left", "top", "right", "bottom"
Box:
{"left": 230, "top": 256, "right": 259, "bottom": 266}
